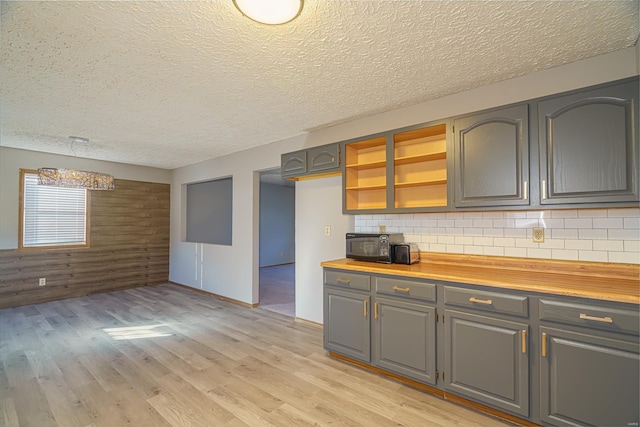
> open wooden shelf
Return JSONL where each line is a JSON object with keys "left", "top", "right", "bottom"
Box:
{"left": 393, "top": 124, "right": 448, "bottom": 209}
{"left": 345, "top": 136, "right": 387, "bottom": 211}
{"left": 395, "top": 179, "right": 447, "bottom": 189}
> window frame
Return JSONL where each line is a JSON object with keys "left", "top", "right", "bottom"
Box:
{"left": 18, "top": 169, "right": 91, "bottom": 250}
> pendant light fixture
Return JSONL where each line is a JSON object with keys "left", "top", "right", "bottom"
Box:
{"left": 233, "top": 0, "right": 303, "bottom": 25}
{"left": 37, "top": 136, "right": 115, "bottom": 191}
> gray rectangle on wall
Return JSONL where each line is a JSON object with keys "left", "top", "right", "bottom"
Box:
{"left": 186, "top": 177, "right": 232, "bottom": 245}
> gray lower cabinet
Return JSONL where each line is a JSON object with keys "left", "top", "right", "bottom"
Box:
{"left": 454, "top": 104, "right": 530, "bottom": 207}
{"left": 538, "top": 297, "right": 640, "bottom": 426}
{"left": 539, "top": 326, "right": 639, "bottom": 427}
{"left": 373, "top": 296, "right": 437, "bottom": 385}
{"left": 323, "top": 286, "right": 371, "bottom": 363}
{"left": 538, "top": 78, "right": 639, "bottom": 204}
{"left": 444, "top": 309, "right": 530, "bottom": 417}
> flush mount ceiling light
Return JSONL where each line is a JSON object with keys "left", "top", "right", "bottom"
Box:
{"left": 37, "top": 136, "right": 115, "bottom": 191}
{"left": 233, "top": 0, "right": 303, "bottom": 25}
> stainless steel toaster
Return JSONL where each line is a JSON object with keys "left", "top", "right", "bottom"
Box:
{"left": 391, "top": 243, "right": 421, "bottom": 265}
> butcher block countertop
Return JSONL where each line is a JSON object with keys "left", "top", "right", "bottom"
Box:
{"left": 321, "top": 253, "right": 640, "bottom": 305}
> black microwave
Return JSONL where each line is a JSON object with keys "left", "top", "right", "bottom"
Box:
{"left": 346, "top": 233, "right": 404, "bottom": 263}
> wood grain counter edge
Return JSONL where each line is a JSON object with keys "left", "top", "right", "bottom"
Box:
{"left": 321, "top": 253, "right": 640, "bottom": 305}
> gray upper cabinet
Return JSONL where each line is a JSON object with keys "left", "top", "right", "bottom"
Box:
{"left": 281, "top": 143, "right": 340, "bottom": 179}
{"left": 308, "top": 144, "right": 340, "bottom": 173}
{"left": 281, "top": 150, "right": 307, "bottom": 178}
{"left": 538, "top": 79, "right": 639, "bottom": 204}
{"left": 454, "top": 104, "right": 530, "bottom": 207}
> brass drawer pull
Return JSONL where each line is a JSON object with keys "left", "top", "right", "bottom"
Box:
{"left": 363, "top": 300, "right": 368, "bottom": 317}
{"left": 521, "top": 330, "right": 527, "bottom": 354}
{"left": 469, "top": 297, "right": 493, "bottom": 305}
{"left": 392, "top": 285, "right": 411, "bottom": 293}
{"left": 541, "top": 332, "right": 547, "bottom": 357}
{"left": 336, "top": 278, "right": 351, "bottom": 284}
{"left": 374, "top": 302, "right": 379, "bottom": 319}
{"left": 580, "top": 313, "right": 613, "bottom": 323}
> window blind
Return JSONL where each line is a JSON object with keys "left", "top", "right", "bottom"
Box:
{"left": 22, "top": 172, "right": 87, "bottom": 247}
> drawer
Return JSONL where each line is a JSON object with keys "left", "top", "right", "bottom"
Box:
{"left": 375, "top": 277, "right": 436, "bottom": 302}
{"left": 444, "top": 286, "right": 529, "bottom": 318}
{"left": 539, "top": 299, "right": 639, "bottom": 335}
{"left": 324, "top": 270, "right": 370, "bottom": 291}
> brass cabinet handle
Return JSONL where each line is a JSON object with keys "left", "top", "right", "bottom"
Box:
{"left": 523, "top": 181, "right": 528, "bottom": 200}
{"left": 336, "top": 278, "right": 351, "bottom": 284}
{"left": 392, "top": 285, "right": 411, "bottom": 293}
{"left": 542, "top": 179, "right": 547, "bottom": 200}
{"left": 521, "top": 330, "right": 527, "bottom": 354}
{"left": 580, "top": 313, "right": 613, "bottom": 323}
{"left": 363, "top": 300, "right": 368, "bottom": 317}
{"left": 541, "top": 332, "right": 547, "bottom": 357}
{"left": 469, "top": 297, "right": 493, "bottom": 305}
{"left": 374, "top": 302, "right": 379, "bottom": 319}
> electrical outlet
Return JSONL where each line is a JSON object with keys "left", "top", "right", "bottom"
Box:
{"left": 324, "top": 225, "right": 331, "bottom": 236}
{"left": 533, "top": 227, "right": 545, "bottom": 243}
{"left": 39, "top": 278, "right": 46, "bottom": 286}
{"left": 379, "top": 225, "right": 386, "bottom": 233}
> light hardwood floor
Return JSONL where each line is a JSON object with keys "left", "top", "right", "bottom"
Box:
{"left": 0, "top": 284, "right": 511, "bottom": 427}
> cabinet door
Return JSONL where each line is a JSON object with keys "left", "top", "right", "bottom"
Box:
{"left": 281, "top": 150, "right": 307, "bottom": 177}
{"left": 540, "top": 326, "right": 639, "bottom": 427}
{"left": 444, "top": 309, "right": 529, "bottom": 417}
{"left": 454, "top": 104, "right": 529, "bottom": 207}
{"left": 373, "top": 297, "right": 436, "bottom": 385}
{"left": 538, "top": 79, "right": 639, "bottom": 204}
{"left": 308, "top": 143, "right": 340, "bottom": 173}
{"left": 323, "top": 287, "right": 371, "bottom": 363}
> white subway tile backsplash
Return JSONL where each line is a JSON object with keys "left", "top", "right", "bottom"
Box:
{"left": 483, "top": 246, "right": 505, "bottom": 256}
{"left": 578, "top": 229, "right": 608, "bottom": 240}
{"left": 609, "top": 252, "right": 640, "bottom": 264}
{"left": 551, "top": 229, "right": 578, "bottom": 239}
{"left": 504, "top": 247, "right": 528, "bottom": 258}
{"left": 551, "top": 210, "right": 578, "bottom": 218}
{"left": 354, "top": 208, "right": 639, "bottom": 264}
{"left": 609, "top": 229, "right": 640, "bottom": 240}
{"left": 565, "top": 218, "right": 593, "bottom": 229}
{"left": 528, "top": 248, "right": 552, "bottom": 259}
{"left": 455, "top": 219, "right": 473, "bottom": 228}
{"left": 565, "top": 239, "right": 593, "bottom": 250}
{"left": 593, "top": 240, "right": 624, "bottom": 252}
{"left": 464, "top": 245, "right": 484, "bottom": 255}
{"left": 579, "top": 209, "right": 607, "bottom": 218}
{"left": 504, "top": 228, "right": 527, "bottom": 238}
{"left": 592, "top": 218, "right": 624, "bottom": 229}
{"left": 608, "top": 208, "right": 640, "bottom": 218}
{"left": 494, "top": 237, "right": 516, "bottom": 247}
{"left": 483, "top": 228, "right": 504, "bottom": 237}
{"left": 579, "top": 250, "right": 609, "bottom": 262}
{"left": 473, "top": 219, "right": 494, "bottom": 228}
{"left": 552, "top": 249, "right": 579, "bottom": 260}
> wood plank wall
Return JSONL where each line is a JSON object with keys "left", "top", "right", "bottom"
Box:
{"left": 0, "top": 179, "right": 170, "bottom": 309}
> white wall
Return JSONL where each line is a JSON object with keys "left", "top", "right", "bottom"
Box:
{"left": 0, "top": 146, "right": 171, "bottom": 250}
{"left": 295, "top": 176, "right": 354, "bottom": 322}
{"left": 169, "top": 47, "right": 638, "bottom": 323}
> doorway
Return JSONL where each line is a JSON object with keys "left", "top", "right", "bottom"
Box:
{"left": 258, "top": 168, "right": 295, "bottom": 317}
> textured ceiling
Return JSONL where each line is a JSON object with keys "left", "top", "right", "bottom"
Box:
{"left": 1, "top": 1, "right": 638, "bottom": 169}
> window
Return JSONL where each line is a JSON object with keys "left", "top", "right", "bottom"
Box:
{"left": 19, "top": 170, "right": 89, "bottom": 249}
